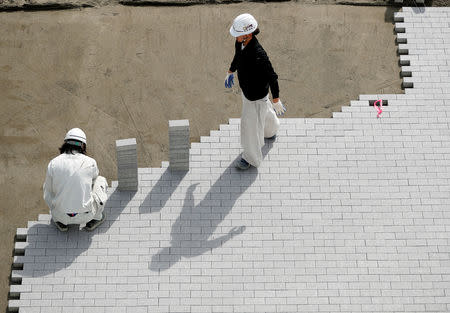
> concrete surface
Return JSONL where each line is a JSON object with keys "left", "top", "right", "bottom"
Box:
{"left": 0, "top": 3, "right": 403, "bottom": 311}
{"left": 8, "top": 6, "right": 450, "bottom": 310}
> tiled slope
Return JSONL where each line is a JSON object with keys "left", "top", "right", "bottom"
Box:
{"left": 8, "top": 7, "right": 450, "bottom": 313}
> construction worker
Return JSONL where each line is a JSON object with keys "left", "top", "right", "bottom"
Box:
{"left": 225, "top": 13, "right": 286, "bottom": 170}
{"left": 43, "top": 128, "right": 108, "bottom": 232}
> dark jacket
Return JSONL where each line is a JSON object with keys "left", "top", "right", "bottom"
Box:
{"left": 229, "top": 37, "right": 280, "bottom": 101}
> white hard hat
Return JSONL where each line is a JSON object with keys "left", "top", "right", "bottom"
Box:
{"left": 64, "top": 128, "right": 87, "bottom": 144}
{"left": 230, "top": 13, "right": 258, "bottom": 38}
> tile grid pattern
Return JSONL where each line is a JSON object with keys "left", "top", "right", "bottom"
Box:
{"left": 8, "top": 7, "right": 450, "bottom": 313}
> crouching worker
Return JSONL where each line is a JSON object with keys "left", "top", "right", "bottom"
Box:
{"left": 43, "top": 128, "right": 108, "bottom": 232}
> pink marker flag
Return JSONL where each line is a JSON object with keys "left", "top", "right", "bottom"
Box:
{"left": 374, "top": 99, "right": 383, "bottom": 118}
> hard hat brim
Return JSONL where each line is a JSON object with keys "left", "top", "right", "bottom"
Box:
{"left": 64, "top": 128, "right": 87, "bottom": 144}
{"left": 229, "top": 23, "right": 257, "bottom": 37}
{"left": 230, "top": 25, "right": 240, "bottom": 37}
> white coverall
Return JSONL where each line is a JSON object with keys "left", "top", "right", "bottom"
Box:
{"left": 43, "top": 152, "right": 107, "bottom": 226}
{"left": 241, "top": 93, "right": 280, "bottom": 167}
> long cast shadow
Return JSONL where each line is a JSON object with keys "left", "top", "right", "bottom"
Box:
{"left": 139, "top": 168, "right": 188, "bottom": 214}
{"left": 150, "top": 142, "right": 273, "bottom": 271}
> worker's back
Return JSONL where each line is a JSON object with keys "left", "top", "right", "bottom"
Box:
{"left": 45, "top": 152, "right": 98, "bottom": 214}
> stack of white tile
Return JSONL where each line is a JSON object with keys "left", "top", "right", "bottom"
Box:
{"left": 116, "top": 138, "right": 138, "bottom": 191}
{"left": 169, "top": 120, "right": 190, "bottom": 171}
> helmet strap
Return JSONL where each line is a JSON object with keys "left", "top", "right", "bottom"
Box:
{"left": 243, "top": 34, "right": 252, "bottom": 46}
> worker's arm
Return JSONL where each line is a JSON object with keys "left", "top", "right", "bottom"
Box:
{"left": 229, "top": 40, "right": 240, "bottom": 73}
{"left": 91, "top": 159, "right": 99, "bottom": 185}
{"left": 43, "top": 163, "right": 54, "bottom": 211}
{"left": 256, "top": 49, "right": 279, "bottom": 100}
{"left": 256, "top": 50, "right": 286, "bottom": 115}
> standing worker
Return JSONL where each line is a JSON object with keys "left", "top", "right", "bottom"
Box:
{"left": 43, "top": 128, "right": 108, "bottom": 232}
{"left": 225, "top": 13, "right": 286, "bottom": 170}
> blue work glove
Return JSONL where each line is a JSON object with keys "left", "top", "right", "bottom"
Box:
{"left": 225, "top": 72, "right": 234, "bottom": 88}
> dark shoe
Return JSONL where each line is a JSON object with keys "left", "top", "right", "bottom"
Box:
{"left": 265, "top": 134, "right": 277, "bottom": 141}
{"left": 54, "top": 221, "right": 68, "bottom": 232}
{"left": 84, "top": 213, "right": 106, "bottom": 231}
{"left": 236, "top": 158, "right": 251, "bottom": 170}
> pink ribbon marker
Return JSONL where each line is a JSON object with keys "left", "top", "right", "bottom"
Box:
{"left": 374, "top": 99, "right": 383, "bottom": 118}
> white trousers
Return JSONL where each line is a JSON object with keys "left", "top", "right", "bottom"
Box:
{"left": 51, "top": 176, "right": 108, "bottom": 226}
{"left": 241, "top": 94, "right": 280, "bottom": 167}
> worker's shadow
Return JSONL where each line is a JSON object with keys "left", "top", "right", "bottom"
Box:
{"left": 150, "top": 141, "right": 273, "bottom": 272}
{"left": 18, "top": 189, "right": 135, "bottom": 278}
{"left": 21, "top": 141, "right": 273, "bottom": 277}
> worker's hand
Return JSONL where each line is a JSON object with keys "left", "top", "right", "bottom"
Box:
{"left": 272, "top": 99, "right": 286, "bottom": 116}
{"left": 225, "top": 72, "right": 234, "bottom": 88}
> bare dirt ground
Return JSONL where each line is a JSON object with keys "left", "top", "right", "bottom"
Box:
{"left": 0, "top": 3, "right": 404, "bottom": 311}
